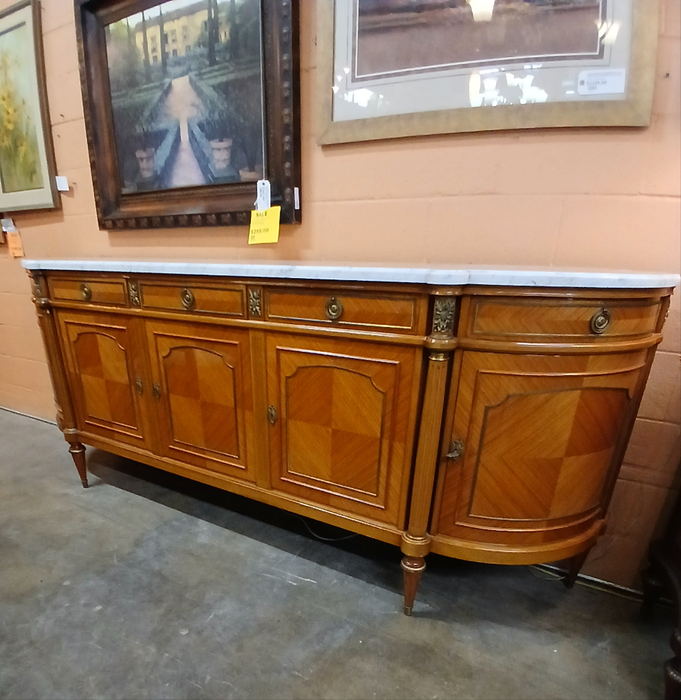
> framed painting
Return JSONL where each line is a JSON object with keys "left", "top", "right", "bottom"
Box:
{"left": 318, "top": 0, "right": 659, "bottom": 144}
{"left": 0, "top": 0, "right": 59, "bottom": 212}
{"left": 76, "top": 0, "right": 301, "bottom": 229}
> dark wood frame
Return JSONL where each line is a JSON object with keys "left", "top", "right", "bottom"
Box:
{"left": 0, "top": 0, "right": 59, "bottom": 212}
{"left": 75, "top": 0, "right": 301, "bottom": 229}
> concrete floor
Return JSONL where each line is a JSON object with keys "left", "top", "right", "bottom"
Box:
{"left": 0, "top": 408, "right": 674, "bottom": 700}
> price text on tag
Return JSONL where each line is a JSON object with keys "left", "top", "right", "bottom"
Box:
{"left": 7, "top": 230, "right": 25, "bottom": 258}
{"left": 248, "top": 206, "right": 281, "bottom": 245}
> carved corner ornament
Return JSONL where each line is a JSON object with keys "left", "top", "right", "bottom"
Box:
{"left": 29, "top": 272, "right": 51, "bottom": 315}
{"left": 432, "top": 298, "right": 456, "bottom": 336}
{"left": 249, "top": 288, "right": 262, "bottom": 318}
{"left": 129, "top": 281, "right": 141, "bottom": 307}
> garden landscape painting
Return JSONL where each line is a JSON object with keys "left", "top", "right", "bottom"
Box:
{"left": 106, "top": 0, "right": 264, "bottom": 195}
{"left": 0, "top": 19, "right": 44, "bottom": 193}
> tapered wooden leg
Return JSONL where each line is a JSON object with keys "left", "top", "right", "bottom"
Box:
{"left": 563, "top": 548, "right": 590, "bottom": 589}
{"left": 402, "top": 556, "right": 426, "bottom": 616}
{"left": 69, "top": 442, "right": 88, "bottom": 488}
{"left": 665, "top": 656, "right": 681, "bottom": 700}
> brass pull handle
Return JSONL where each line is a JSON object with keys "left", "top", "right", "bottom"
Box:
{"left": 446, "top": 438, "right": 464, "bottom": 462}
{"left": 181, "top": 288, "right": 195, "bottom": 310}
{"left": 590, "top": 308, "right": 611, "bottom": 335}
{"left": 325, "top": 296, "right": 343, "bottom": 321}
{"left": 135, "top": 378, "right": 143, "bottom": 395}
{"left": 153, "top": 383, "right": 161, "bottom": 399}
{"left": 268, "top": 405, "right": 277, "bottom": 425}
{"left": 80, "top": 283, "right": 92, "bottom": 302}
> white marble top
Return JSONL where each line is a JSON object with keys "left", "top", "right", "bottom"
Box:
{"left": 21, "top": 260, "right": 680, "bottom": 289}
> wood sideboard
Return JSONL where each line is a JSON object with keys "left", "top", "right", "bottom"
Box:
{"left": 24, "top": 262, "right": 678, "bottom": 614}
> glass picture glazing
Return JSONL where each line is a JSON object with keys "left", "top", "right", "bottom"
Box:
{"left": 106, "top": 0, "right": 265, "bottom": 195}
{"left": 0, "top": 20, "right": 44, "bottom": 193}
{"left": 0, "top": 0, "right": 57, "bottom": 211}
{"left": 334, "top": 0, "right": 632, "bottom": 121}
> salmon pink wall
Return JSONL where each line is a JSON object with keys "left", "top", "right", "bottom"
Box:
{"left": 0, "top": 0, "right": 679, "bottom": 588}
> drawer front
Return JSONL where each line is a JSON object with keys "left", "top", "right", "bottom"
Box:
{"left": 469, "top": 298, "right": 660, "bottom": 340}
{"left": 140, "top": 282, "right": 245, "bottom": 317}
{"left": 264, "top": 288, "right": 419, "bottom": 332}
{"left": 49, "top": 277, "right": 127, "bottom": 307}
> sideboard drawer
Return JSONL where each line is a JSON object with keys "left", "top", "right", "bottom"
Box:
{"left": 468, "top": 298, "right": 661, "bottom": 340}
{"left": 49, "top": 277, "right": 127, "bottom": 307}
{"left": 140, "top": 282, "right": 245, "bottom": 317}
{"left": 264, "top": 288, "right": 420, "bottom": 332}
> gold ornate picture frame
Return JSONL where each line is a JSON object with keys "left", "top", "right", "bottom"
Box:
{"left": 318, "top": 0, "right": 659, "bottom": 145}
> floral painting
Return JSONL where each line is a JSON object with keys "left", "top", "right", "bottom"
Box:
{"left": 0, "top": 20, "right": 43, "bottom": 193}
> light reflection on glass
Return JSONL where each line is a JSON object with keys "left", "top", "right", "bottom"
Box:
{"left": 467, "top": 0, "right": 495, "bottom": 22}
{"left": 343, "top": 88, "right": 375, "bottom": 108}
{"left": 598, "top": 21, "right": 621, "bottom": 45}
{"left": 469, "top": 71, "right": 548, "bottom": 107}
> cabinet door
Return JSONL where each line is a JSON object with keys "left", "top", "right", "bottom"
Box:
{"left": 57, "top": 310, "right": 152, "bottom": 450}
{"left": 266, "top": 334, "right": 421, "bottom": 526}
{"left": 436, "top": 351, "right": 646, "bottom": 548}
{"left": 146, "top": 320, "right": 256, "bottom": 481}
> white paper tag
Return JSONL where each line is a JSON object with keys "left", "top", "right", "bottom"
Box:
{"left": 255, "top": 179, "right": 271, "bottom": 211}
{"left": 577, "top": 69, "right": 626, "bottom": 96}
{"left": 55, "top": 175, "right": 70, "bottom": 192}
{"left": 1, "top": 218, "right": 16, "bottom": 232}
{"left": 294, "top": 187, "right": 300, "bottom": 211}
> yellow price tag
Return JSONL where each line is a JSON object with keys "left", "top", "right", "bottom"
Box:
{"left": 6, "top": 230, "right": 24, "bottom": 258}
{"left": 248, "top": 206, "right": 281, "bottom": 245}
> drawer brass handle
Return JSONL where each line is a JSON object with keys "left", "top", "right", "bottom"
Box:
{"left": 446, "top": 438, "right": 464, "bottom": 462}
{"left": 181, "top": 288, "right": 195, "bottom": 310}
{"left": 135, "top": 378, "right": 143, "bottom": 395}
{"left": 590, "top": 308, "right": 611, "bottom": 335}
{"left": 268, "top": 405, "right": 277, "bottom": 425}
{"left": 80, "top": 283, "right": 92, "bottom": 302}
{"left": 153, "top": 383, "right": 161, "bottom": 399}
{"left": 325, "top": 296, "right": 343, "bottom": 321}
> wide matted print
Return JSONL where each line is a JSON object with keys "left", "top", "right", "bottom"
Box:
{"left": 318, "top": 0, "right": 659, "bottom": 144}
{"left": 76, "top": 0, "right": 301, "bottom": 229}
{"left": 0, "top": 0, "right": 58, "bottom": 211}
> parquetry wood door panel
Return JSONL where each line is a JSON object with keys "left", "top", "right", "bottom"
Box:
{"left": 56, "top": 310, "right": 151, "bottom": 450}
{"left": 145, "top": 320, "right": 256, "bottom": 481}
{"left": 436, "top": 350, "right": 647, "bottom": 548}
{"left": 266, "top": 334, "right": 421, "bottom": 526}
